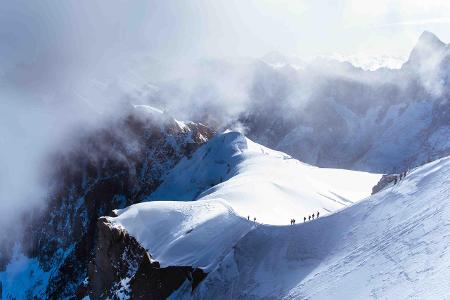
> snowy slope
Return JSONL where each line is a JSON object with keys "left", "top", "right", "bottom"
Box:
{"left": 108, "top": 132, "right": 381, "bottom": 278}
{"left": 149, "top": 131, "right": 381, "bottom": 224}
{"left": 108, "top": 133, "right": 450, "bottom": 299}
{"left": 110, "top": 200, "right": 253, "bottom": 272}
{"left": 195, "top": 156, "right": 450, "bottom": 299}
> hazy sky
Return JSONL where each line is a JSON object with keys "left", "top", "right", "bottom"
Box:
{"left": 1, "top": 0, "right": 450, "bottom": 70}
{"left": 160, "top": 0, "right": 450, "bottom": 59}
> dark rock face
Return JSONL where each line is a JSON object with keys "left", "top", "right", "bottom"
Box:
{"left": 372, "top": 168, "right": 416, "bottom": 194}
{"left": 17, "top": 109, "right": 213, "bottom": 299}
{"left": 130, "top": 259, "right": 206, "bottom": 300}
{"left": 88, "top": 217, "right": 146, "bottom": 299}
{"left": 89, "top": 217, "right": 206, "bottom": 300}
{"left": 371, "top": 174, "right": 398, "bottom": 194}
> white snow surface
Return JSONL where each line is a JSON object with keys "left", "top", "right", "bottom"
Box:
{"left": 196, "top": 156, "right": 450, "bottom": 299}
{"left": 149, "top": 131, "right": 381, "bottom": 225}
{"left": 110, "top": 132, "right": 380, "bottom": 271}
{"left": 111, "top": 200, "right": 252, "bottom": 272}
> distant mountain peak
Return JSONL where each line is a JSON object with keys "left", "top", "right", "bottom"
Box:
{"left": 417, "top": 31, "right": 445, "bottom": 49}
{"left": 406, "top": 31, "right": 447, "bottom": 65}
{"left": 260, "top": 51, "right": 304, "bottom": 70}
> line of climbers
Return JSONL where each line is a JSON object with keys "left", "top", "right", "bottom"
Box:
{"left": 393, "top": 170, "right": 408, "bottom": 185}
{"left": 286, "top": 170, "right": 409, "bottom": 226}
{"left": 247, "top": 170, "right": 411, "bottom": 226}
{"left": 290, "top": 211, "right": 320, "bottom": 225}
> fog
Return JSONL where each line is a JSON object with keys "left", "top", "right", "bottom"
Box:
{"left": 0, "top": 0, "right": 449, "bottom": 250}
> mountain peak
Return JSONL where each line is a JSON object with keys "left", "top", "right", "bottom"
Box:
{"left": 406, "top": 31, "right": 446, "bottom": 65}
{"left": 417, "top": 31, "right": 445, "bottom": 49}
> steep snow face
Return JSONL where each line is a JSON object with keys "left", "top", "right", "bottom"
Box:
{"left": 150, "top": 131, "right": 381, "bottom": 224}
{"left": 195, "top": 156, "right": 450, "bottom": 299}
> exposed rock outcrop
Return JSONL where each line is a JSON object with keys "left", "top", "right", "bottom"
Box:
{"left": 89, "top": 217, "right": 206, "bottom": 300}
{"left": 371, "top": 174, "right": 398, "bottom": 194}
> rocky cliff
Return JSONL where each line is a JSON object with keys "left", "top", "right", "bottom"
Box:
{"left": 4, "top": 106, "right": 213, "bottom": 299}
{"left": 89, "top": 217, "right": 206, "bottom": 299}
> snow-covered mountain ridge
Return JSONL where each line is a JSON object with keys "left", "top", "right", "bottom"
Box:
{"left": 89, "top": 132, "right": 382, "bottom": 297}
{"left": 103, "top": 136, "right": 450, "bottom": 299}
{"left": 149, "top": 131, "right": 381, "bottom": 224}
{"left": 194, "top": 155, "right": 450, "bottom": 299}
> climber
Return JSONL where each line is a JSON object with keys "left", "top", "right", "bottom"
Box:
{"left": 254, "top": 217, "right": 256, "bottom": 222}
{"left": 317, "top": 211, "right": 320, "bottom": 218}
{"left": 248, "top": 215, "right": 250, "bottom": 221}
{"left": 304, "top": 216, "right": 306, "bottom": 223}
{"left": 308, "top": 215, "right": 311, "bottom": 221}
{"left": 312, "top": 213, "right": 315, "bottom": 219}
